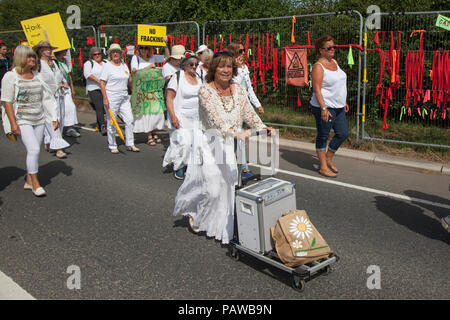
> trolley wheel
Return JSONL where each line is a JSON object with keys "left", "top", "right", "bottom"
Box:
{"left": 229, "top": 246, "right": 241, "bottom": 261}
{"left": 292, "top": 276, "right": 305, "bottom": 292}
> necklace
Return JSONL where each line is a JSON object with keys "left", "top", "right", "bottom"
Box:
{"left": 214, "top": 83, "right": 235, "bottom": 113}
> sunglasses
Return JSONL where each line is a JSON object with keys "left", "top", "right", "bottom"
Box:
{"left": 321, "top": 46, "right": 336, "bottom": 51}
{"left": 188, "top": 62, "right": 199, "bottom": 67}
{"left": 93, "top": 53, "right": 102, "bottom": 56}
{"left": 213, "top": 51, "right": 233, "bottom": 58}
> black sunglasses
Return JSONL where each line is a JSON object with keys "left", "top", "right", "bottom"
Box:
{"left": 213, "top": 51, "right": 233, "bottom": 58}
{"left": 321, "top": 46, "right": 336, "bottom": 51}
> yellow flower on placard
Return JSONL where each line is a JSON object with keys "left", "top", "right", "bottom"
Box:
{"left": 292, "top": 240, "right": 303, "bottom": 249}
{"left": 289, "top": 215, "right": 313, "bottom": 239}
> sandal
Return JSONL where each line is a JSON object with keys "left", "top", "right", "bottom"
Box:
{"left": 126, "top": 145, "right": 140, "bottom": 152}
{"left": 147, "top": 138, "right": 156, "bottom": 146}
{"left": 152, "top": 134, "right": 162, "bottom": 143}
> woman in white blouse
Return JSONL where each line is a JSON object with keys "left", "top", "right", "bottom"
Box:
{"left": 84, "top": 47, "right": 107, "bottom": 135}
{"left": 100, "top": 44, "right": 139, "bottom": 154}
{"left": 162, "top": 53, "right": 202, "bottom": 180}
{"left": 34, "top": 41, "right": 70, "bottom": 159}
{"left": 1, "top": 45, "right": 59, "bottom": 197}
{"left": 228, "top": 42, "right": 264, "bottom": 179}
{"left": 131, "top": 44, "right": 168, "bottom": 145}
{"left": 173, "top": 51, "right": 273, "bottom": 243}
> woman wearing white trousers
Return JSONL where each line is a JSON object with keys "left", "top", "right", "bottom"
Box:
{"left": 1, "top": 45, "right": 59, "bottom": 197}
{"left": 33, "top": 41, "right": 70, "bottom": 159}
{"left": 100, "top": 44, "right": 140, "bottom": 154}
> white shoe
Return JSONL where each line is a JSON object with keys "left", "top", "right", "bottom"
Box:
{"left": 32, "top": 187, "right": 46, "bottom": 197}
{"left": 24, "top": 182, "right": 33, "bottom": 190}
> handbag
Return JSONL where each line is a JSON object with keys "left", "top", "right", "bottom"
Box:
{"left": 271, "top": 210, "right": 333, "bottom": 267}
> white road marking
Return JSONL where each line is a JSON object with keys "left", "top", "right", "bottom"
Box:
{"left": 0, "top": 270, "right": 35, "bottom": 300}
{"left": 249, "top": 163, "right": 450, "bottom": 210}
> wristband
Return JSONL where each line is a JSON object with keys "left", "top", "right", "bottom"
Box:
{"left": 321, "top": 107, "right": 327, "bottom": 111}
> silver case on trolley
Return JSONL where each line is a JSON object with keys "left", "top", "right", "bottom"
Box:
{"left": 235, "top": 177, "right": 296, "bottom": 254}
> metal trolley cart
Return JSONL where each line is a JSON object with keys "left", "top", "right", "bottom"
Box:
{"left": 229, "top": 131, "right": 339, "bottom": 292}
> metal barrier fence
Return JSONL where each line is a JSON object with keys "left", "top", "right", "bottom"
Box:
{"left": 203, "top": 11, "right": 363, "bottom": 133}
{"left": 362, "top": 11, "right": 450, "bottom": 149}
{"left": 96, "top": 21, "right": 200, "bottom": 74}
{"left": 1, "top": 12, "right": 449, "bottom": 150}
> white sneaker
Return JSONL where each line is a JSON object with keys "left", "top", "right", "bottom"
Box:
{"left": 65, "top": 128, "right": 81, "bottom": 137}
{"left": 24, "top": 182, "right": 33, "bottom": 190}
{"left": 441, "top": 216, "right": 450, "bottom": 233}
{"left": 32, "top": 187, "right": 46, "bottom": 197}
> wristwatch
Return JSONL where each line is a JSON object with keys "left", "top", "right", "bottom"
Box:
{"left": 321, "top": 107, "right": 327, "bottom": 111}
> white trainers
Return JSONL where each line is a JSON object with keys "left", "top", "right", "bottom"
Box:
{"left": 24, "top": 182, "right": 33, "bottom": 190}
{"left": 32, "top": 187, "right": 46, "bottom": 197}
{"left": 441, "top": 216, "right": 450, "bottom": 233}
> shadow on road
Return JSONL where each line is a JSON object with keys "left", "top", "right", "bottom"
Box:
{"left": 375, "top": 194, "right": 450, "bottom": 245}
{"left": 280, "top": 148, "right": 318, "bottom": 173}
{"left": 0, "top": 166, "right": 27, "bottom": 207}
{"left": 38, "top": 160, "right": 73, "bottom": 187}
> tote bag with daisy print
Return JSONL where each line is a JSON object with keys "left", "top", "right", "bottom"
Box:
{"left": 271, "top": 210, "right": 332, "bottom": 267}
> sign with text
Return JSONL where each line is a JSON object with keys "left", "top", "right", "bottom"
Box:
{"left": 436, "top": 14, "right": 450, "bottom": 31}
{"left": 137, "top": 25, "right": 167, "bottom": 47}
{"left": 130, "top": 67, "right": 166, "bottom": 116}
{"left": 20, "top": 13, "right": 71, "bottom": 51}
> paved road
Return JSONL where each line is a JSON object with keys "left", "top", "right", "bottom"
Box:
{"left": 0, "top": 110, "right": 449, "bottom": 299}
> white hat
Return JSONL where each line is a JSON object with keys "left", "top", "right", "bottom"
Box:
{"left": 170, "top": 45, "right": 185, "bottom": 60}
{"left": 107, "top": 43, "right": 123, "bottom": 55}
{"left": 196, "top": 45, "right": 208, "bottom": 54}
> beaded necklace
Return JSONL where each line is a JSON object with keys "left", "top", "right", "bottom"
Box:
{"left": 214, "top": 83, "right": 235, "bottom": 113}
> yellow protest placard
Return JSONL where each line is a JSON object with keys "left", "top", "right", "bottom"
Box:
{"left": 137, "top": 25, "right": 167, "bottom": 47}
{"left": 20, "top": 13, "right": 71, "bottom": 52}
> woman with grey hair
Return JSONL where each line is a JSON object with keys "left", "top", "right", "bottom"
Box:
{"left": 100, "top": 44, "right": 139, "bottom": 154}
{"left": 84, "top": 47, "right": 107, "bottom": 135}
{"left": 162, "top": 53, "right": 201, "bottom": 180}
{"left": 196, "top": 48, "right": 213, "bottom": 82}
{"left": 1, "top": 45, "right": 59, "bottom": 196}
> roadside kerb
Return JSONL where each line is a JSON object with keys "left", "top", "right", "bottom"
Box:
{"left": 277, "top": 138, "right": 449, "bottom": 175}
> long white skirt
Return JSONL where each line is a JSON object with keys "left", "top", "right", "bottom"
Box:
{"left": 133, "top": 113, "right": 165, "bottom": 133}
{"left": 44, "top": 95, "right": 70, "bottom": 150}
{"left": 162, "top": 115, "right": 198, "bottom": 171}
{"left": 173, "top": 129, "right": 238, "bottom": 244}
{"left": 63, "top": 91, "right": 78, "bottom": 127}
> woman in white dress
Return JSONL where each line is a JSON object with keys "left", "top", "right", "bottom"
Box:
{"left": 33, "top": 41, "right": 70, "bottom": 159}
{"left": 173, "top": 51, "right": 273, "bottom": 243}
{"left": 1, "top": 45, "right": 59, "bottom": 196}
{"left": 131, "top": 43, "right": 168, "bottom": 145}
{"left": 162, "top": 53, "right": 202, "bottom": 180}
{"left": 100, "top": 44, "right": 140, "bottom": 154}
{"left": 54, "top": 49, "right": 80, "bottom": 138}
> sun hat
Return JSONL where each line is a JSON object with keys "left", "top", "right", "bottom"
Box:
{"left": 107, "top": 43, "right": 123, "bottom": 55}
{"left": 32, "top": 40, "right": 57, "bottom": 53}
{"left": 196, "top": 44, "right": 208, "bottom": 54}
{"left": 169, "top": 45, "right": 185, "bottom": 60}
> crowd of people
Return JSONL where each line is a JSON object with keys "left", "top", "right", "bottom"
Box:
{"left": 4, "top": 37, "right": 445, "bottom": 238}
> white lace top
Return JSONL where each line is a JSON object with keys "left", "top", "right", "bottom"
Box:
{"left": 198, "top": 83, "right": 265, "bottom": 137}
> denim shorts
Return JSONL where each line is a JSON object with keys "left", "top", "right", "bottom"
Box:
{"left": 311, "top": 106, "right": 349, "bottom": 152}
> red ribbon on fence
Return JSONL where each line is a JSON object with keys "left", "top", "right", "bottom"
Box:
{"left": 272, "top": 48, "right": 278, "bottom": 88}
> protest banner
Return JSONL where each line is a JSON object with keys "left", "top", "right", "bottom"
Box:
{"left": 137, "top": 25, "right": 167, "bottom": 47}
{"left": 285, "top": 45, "right": 308, "bottom": 86}
{"left": 20, "top": 13, "right": 71, "bottom": 51}
{"left": 130, "top": 68, "right": 166, "bottom": 116}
